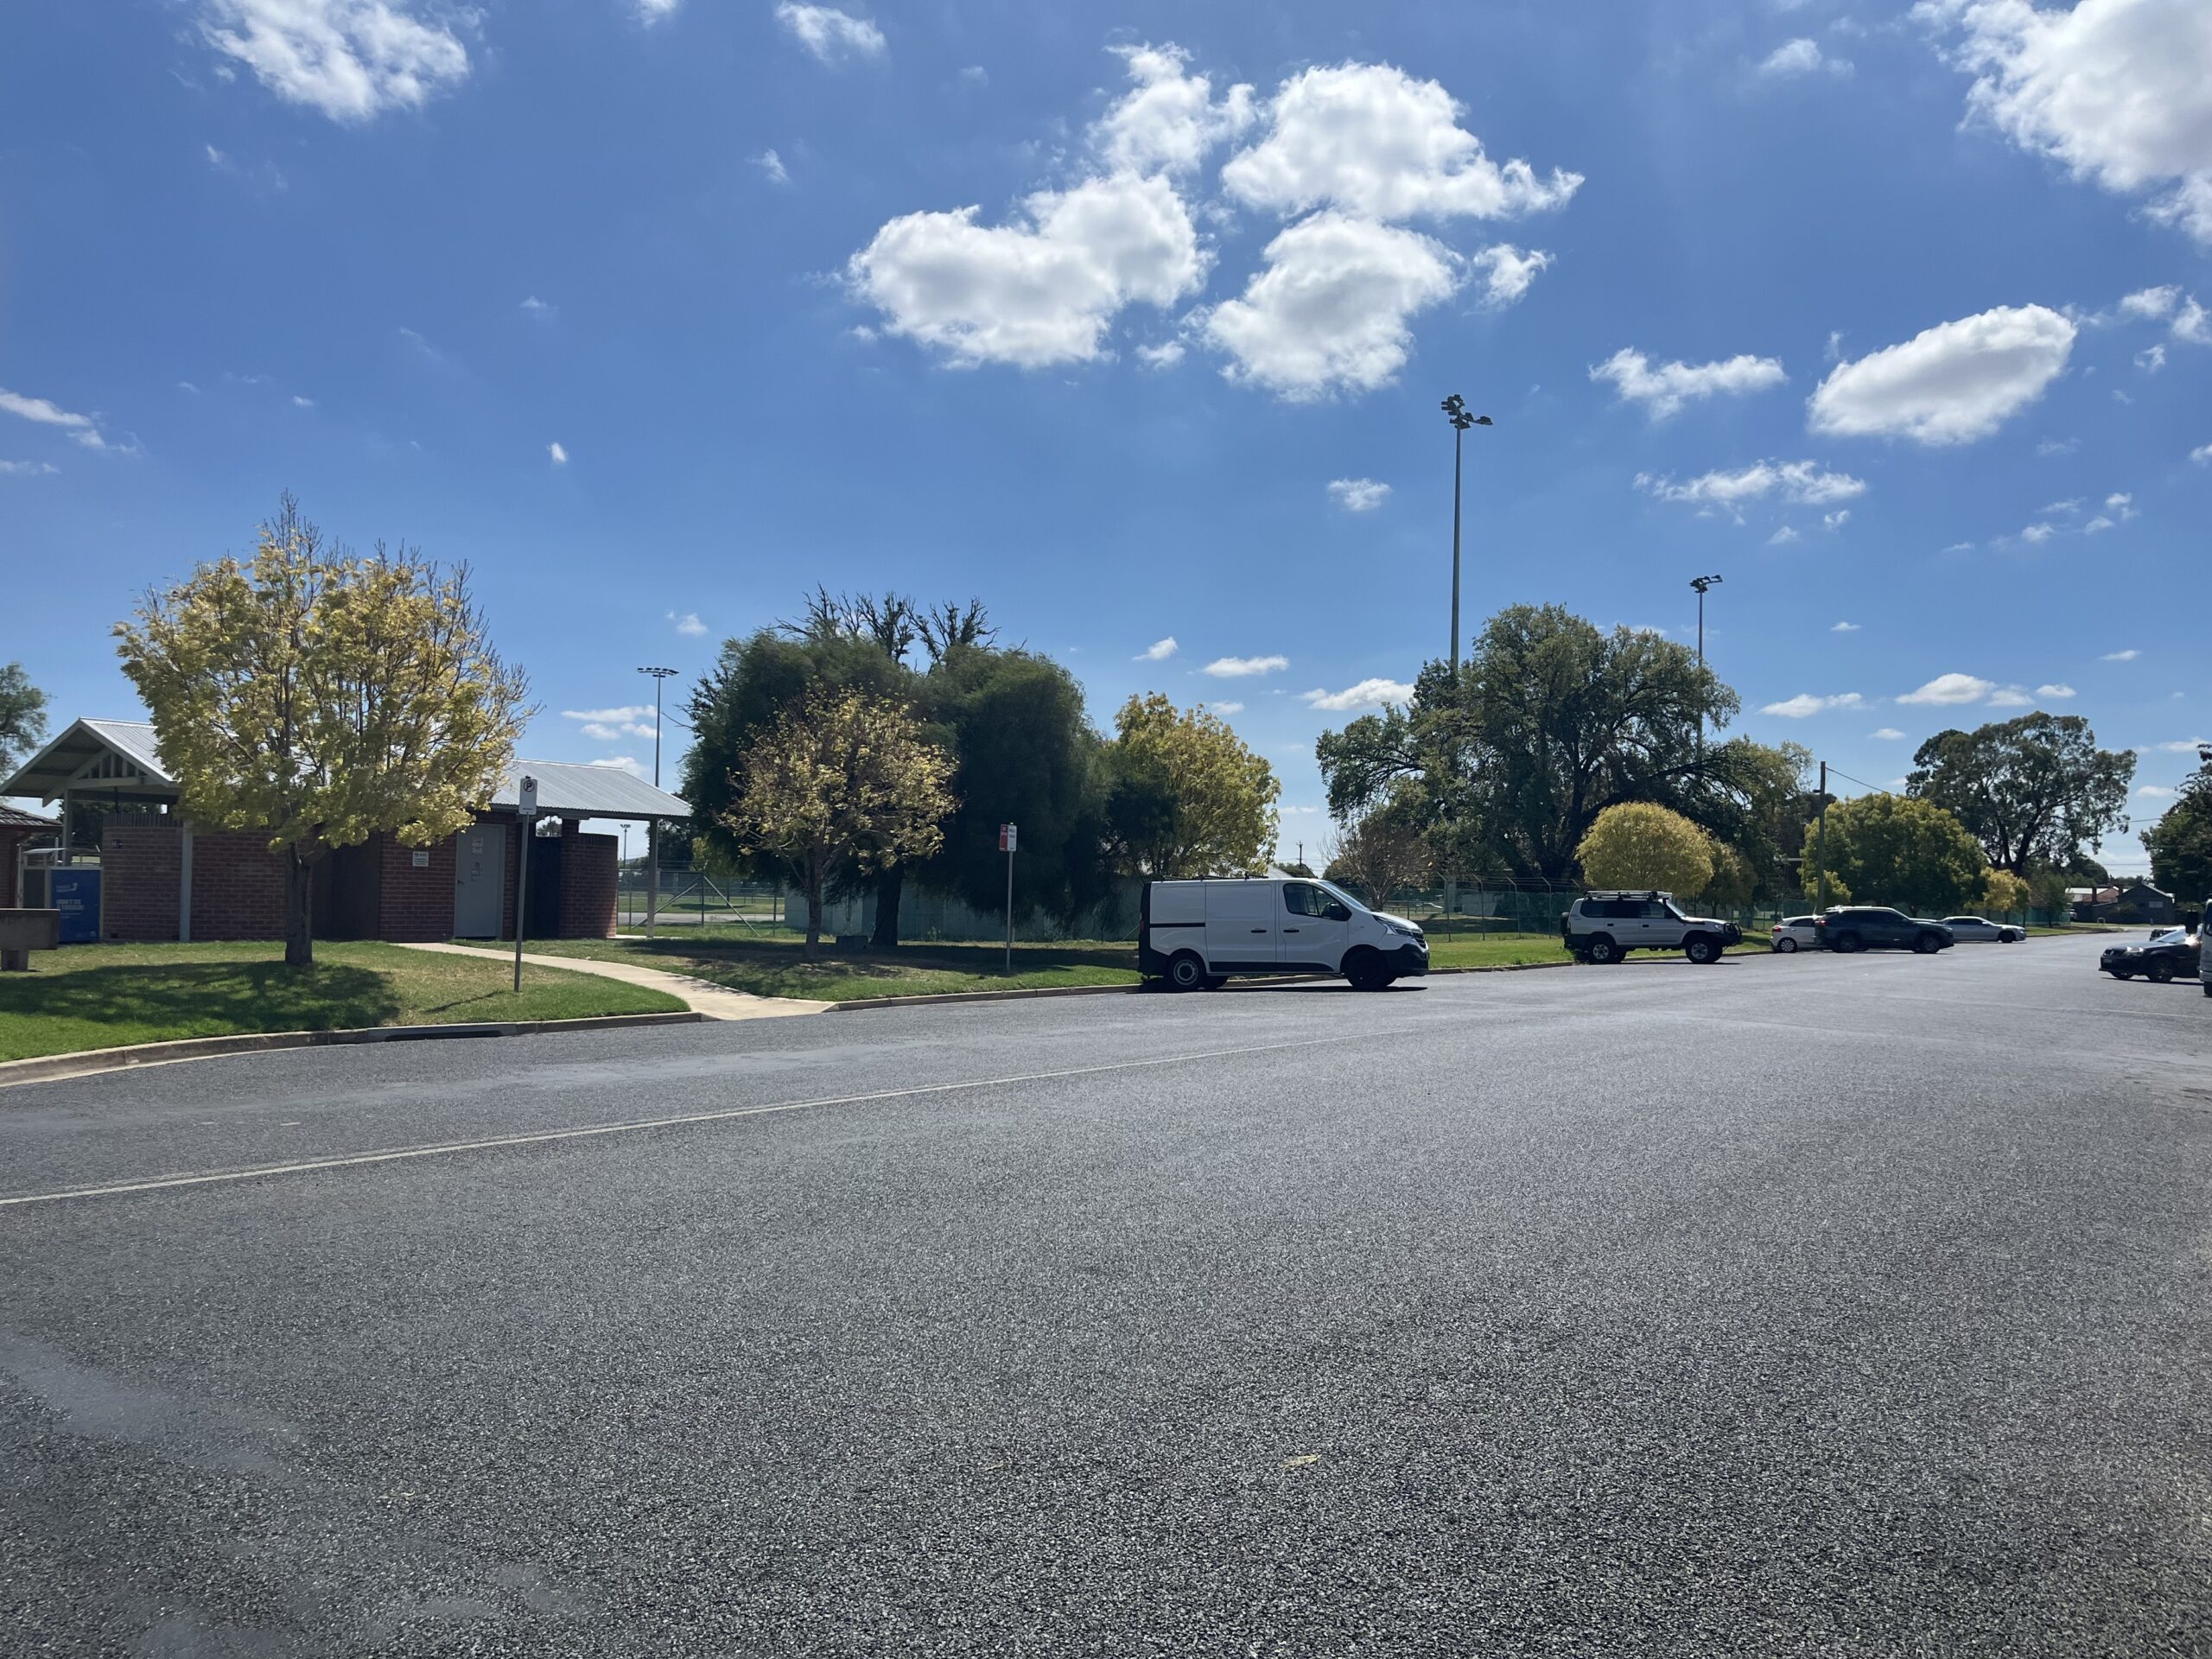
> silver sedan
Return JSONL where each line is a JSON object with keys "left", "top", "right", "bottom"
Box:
{"left": 1942, "top": 916, "right": 2024, "bottom": 944}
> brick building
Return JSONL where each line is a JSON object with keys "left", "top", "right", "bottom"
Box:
{"left": 3, "top": 803, "right": 60, "bottom": 906}
{"left": 2, "top": 719, "right": 688, "bottom": 944}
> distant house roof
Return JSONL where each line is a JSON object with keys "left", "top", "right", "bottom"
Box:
{"left": 489, "top": 759, "right": 690, "bottom": 821}
{"left": 2120, "top": 880, "right": 2172, "bottom": 899}
{"left": 0, "top": 719, "right": 176, "bottom": 803}
{"left": 0, "top": 803, "right": 59, "bottom": 830}
{"left": 2, "top": 722, "right": 689, "bottom": 822}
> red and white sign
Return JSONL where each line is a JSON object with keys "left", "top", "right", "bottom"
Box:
{"left": 998, "top": 823, "right": 1018, "bottom": 853}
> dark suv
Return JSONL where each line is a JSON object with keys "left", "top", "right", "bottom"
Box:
{"left": 1815, "top": 907, "right": 1954, "bottom": 955}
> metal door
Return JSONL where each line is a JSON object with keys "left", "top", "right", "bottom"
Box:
{"left": 1204, "top": 880, "right": 1278, "bottom": 969}
{"left": 453, "top": 826, "right": 505, "bottom": 938}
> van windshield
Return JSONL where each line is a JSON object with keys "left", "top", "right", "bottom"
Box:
{"left": 1314, "top": 880, "right": 1369, "bottom": 913}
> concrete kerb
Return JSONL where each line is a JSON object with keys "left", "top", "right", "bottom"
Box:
{"left": 0, "top": 1011, "right": 704, "bottom": 1091}
{"left": 829, "top": 957, "right": 1586, "bottom": 1013}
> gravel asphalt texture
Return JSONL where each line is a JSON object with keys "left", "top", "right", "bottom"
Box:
{"left": 2, "top": 933, "right": 2208, "bottom": 1656}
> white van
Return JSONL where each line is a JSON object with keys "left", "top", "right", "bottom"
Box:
{"left": 1139, "top": 875, "right": 1429, "bottom": 992}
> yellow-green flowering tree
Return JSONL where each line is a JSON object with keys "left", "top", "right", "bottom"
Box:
{"left": 1104, "top": 694, "right": 1281, "bottom": 877}
{"left": 115, "top": 496, "right": 531, "bottom": 966}
{"left": 725, "top": 686, "right": 957, "bottom": 958}
{"left": 1574, "top": 802, "right": 1715, "bottom": 899}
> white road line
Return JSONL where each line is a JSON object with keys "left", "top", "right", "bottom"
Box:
{"left": 0, "top": 1035, "right": 1347, "bottom": 1210}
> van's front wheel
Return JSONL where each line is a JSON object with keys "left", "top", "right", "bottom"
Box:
{"left": 1344, "top": 949, "right": 1393, "bottom": 991}
{"left": 1166, "top": 952, "right": 1208, "bottom": 992}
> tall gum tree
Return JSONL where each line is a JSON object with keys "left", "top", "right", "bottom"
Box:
{"left": 116, "top": 497, "right": 531, "bottom": 966}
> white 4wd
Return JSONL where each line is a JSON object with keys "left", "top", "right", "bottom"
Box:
{"left": 1562, "top": 891, "right": 1743, "bottom": 965}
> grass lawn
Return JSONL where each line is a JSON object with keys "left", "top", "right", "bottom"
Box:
{"left": 456, "top": 933, "right": 1144, "bottom": 1002}
{"left": 0, "top": 941, "right": 685, "bottom": 1064}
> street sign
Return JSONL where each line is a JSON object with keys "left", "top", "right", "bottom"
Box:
{"left": 999, "top": 823, "right": 1017, "bottom": 852}
{"left": 518, "top": 774, "right": 539, "bottom": 819}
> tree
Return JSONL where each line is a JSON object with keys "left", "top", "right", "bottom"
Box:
{"left": 0, "top": 662, "right": 48, "bottom": 774}
{"left": 1318, "top": 604, "right": 1744, "bottom": 880}
{"left": 725, "top": 688, "right": 957, "bottom": 959}
{"left": 1702, "top": 842, "right": 1756, "bottom": 911}
{"left": 1104, "top": 694, "right": 1279, "bottom": 877}
{"left": 1798, "top": 793, "right": 1987, "bottom": 917}
{"left": 115, "top": 496, "right": 531, "bottom": 966}
{"left": 1981, "top": 868, "right": 2032, "bottom": 917}
{"left": 2141, "top": 762, "right": 2212, "bottom": 911}
{"left": 1908, "top": 714, "right": 2134, "bottom": 875}
{"left": 1574, "top": 802, "right": 1714, "bottom": 897}
{"left": 1327, "top": 787, "right": 1433, "bottom": 910}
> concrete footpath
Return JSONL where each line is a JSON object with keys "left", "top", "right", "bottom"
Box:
{"left": 397, "top": 942, "right": 828, "bottom": 1020}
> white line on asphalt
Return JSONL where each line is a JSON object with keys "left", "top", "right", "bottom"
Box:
{"left": 0, "top": 1035, "right": 1348, "bottom": 1210}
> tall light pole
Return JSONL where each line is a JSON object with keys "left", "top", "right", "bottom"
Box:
{"left": 1689, "top": 574, "right": 1723, "bottom": 668}
{"left": 639, "top": 665, "right": 678, "bottom": 938}
{"left": 1440, "top": 395, "right": 1493, "bottom": 678}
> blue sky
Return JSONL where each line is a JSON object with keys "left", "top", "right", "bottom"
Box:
{"left": 3, "top": 0, "right": 2208, "bottom": 871}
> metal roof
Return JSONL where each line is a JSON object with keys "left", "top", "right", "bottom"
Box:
{"left": 0, "top": 719, "right": 177, "bottom": 803}
{"left": 1, "top": 721, "right": 689, "bottom": 820}
{"left": 0, "top": 802, "right": 59, "bottom": 830}
{"left": 489, "top": 759, "right": 690, "bottom": 821}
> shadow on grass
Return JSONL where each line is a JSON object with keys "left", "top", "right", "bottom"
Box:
{"left": 0, "top": 962, "right": 402, "bottom": 1034}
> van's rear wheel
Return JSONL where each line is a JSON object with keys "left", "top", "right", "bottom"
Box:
{"left": 1166, "top": 952, "right": 1207, "bottom": 992}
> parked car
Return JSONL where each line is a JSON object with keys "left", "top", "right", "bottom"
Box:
{"left": 1814, "top": 907, "right": 1955, "bottom": 954}
{"left": 1942, "top": 915, "right": 2024, "bottom": 944}
{"left": 1561, "top": 891, "right": 1742, "bottom": 964}
{"left": 1770, "top": 916, "right": 1817, "bottom": 953}
{"left": 1140, "top": 875, "right": 1427, "bottom": 992}
{"left": 2100, "top": 929, "right": 2201, "bottom": 983}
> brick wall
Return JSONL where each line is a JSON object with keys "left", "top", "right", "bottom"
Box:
{"left": 376, "top": 833, "right": 456, "bottom": 942}
{"left": 189, "top": 830, "right": 289, "bottom": 941}
{"left": 100, "top": 825, "right": 182, "bottom": 941}
{"left": 556, "top": 832, "right": 619, "bottom": 938}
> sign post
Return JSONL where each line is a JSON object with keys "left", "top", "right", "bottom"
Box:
{"left": 999, "top": 823, "right": 1018, "bottom": 974}
{"left": 513, "top": 774, "right": 538, "bottom": 992}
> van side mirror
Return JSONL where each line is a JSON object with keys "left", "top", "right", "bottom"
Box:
{"left": 1326, "top": 902, "right": 1352, "bottom": 921}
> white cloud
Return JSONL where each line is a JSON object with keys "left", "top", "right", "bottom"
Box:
{"left": 1210, "top": 701, "right": 1244, "bottom": 715}
{"left": 2119, "top": 283, "right": 2180, "bottom": 320}
{"left": 2036, "top": 683, "right": 2076, "bottom": 697}
{"left": 849, "top": 172, "right": 1205, "bottom": 368}
{"left": 1759, "top": 37, "right": 1852, "bottom": 76}
{"left": 2174, "top": 296, "right": 2212, "bottom": 342}
{"left": 2083, "top": 514, "right": 2114, "bottom": 532}
{"left": 2037, "top": 435, "right": 2079, "bottom": 455}
{"left": 1092, "top": 43, "right": 1255, "bottom": 177}
{"left": 1219, "top": 61, "right": 1582, "bottom": 223}
{"left": 1872, "top": 727, "right": 1908, "bottom": 740}
{"left": 1204, "top": 654, "right": 1290, "bottom": 677}
{"left": 2136, "top": 784, "right": 2176, "bottom": 798}
{"left": 2101, "top": 647, "right": 2140, "bottom": 660}
{"left": 1942, "top": 540, "right": 1977, "bottom": 552}
{"left": 1135, "top": 340, "right": 1185, "bottom": 369}
{"left": 1203, "top": 213, "right": 1459, "bottom": 398}
{"left": 520, "top": 295, "right": 556, "bottom": 320}
{"left": 1637, "top": 458, "right": 1868, "bottom": 512}
{"left": 2020, "top": 521, "right": 2056, "bottom": 543}
{"left": 0, "top": 459, "right": 59, "bottom": 476}
{"left": 1808, "top": 304, "right": 2075, "bottom": 443}
{"left": 2193, "top": 442, "right": 2212, "bottom": 463}
{"left": 1898, "top": 671, "right": 1997, "bottom": 704}
{"left": 1328, "top": 477, "right": 1391, "bottom": 512}
{"left": 1467, "top": 243, "right": 1553, "bottom": 308}
{"left": 1590, "top": 347, "right": 1788, "bottom": 418}
{"left": 580, "top": 721, "right": 656, "bottom": 741}
{"left": 0, "top": 386, "right": 108, "bottom": 450}
{"left": 2040, "top": 496, "right": 2082, "bottom": 513}
{"left": 634, "top": 0, "right": 679, "bottom": 22}
{"left": 548, "top": 441, "right": 569, "bottom": 466}
{"left": 2107, "top": 490, "right": 2137, "bottom": 517}
{"left": 1988, "top": 685, "right": 2035, "bottom": 707}
{"left": 198, "top": 0, "right": 471, "bottom": 123}
{"left": 1824, "top": 508, "right": 1852, "bottom": 531}
{"left": 1305, "top": 678, "right": 1417, "bottom": 712}
{"left": 774, "top": 3, "right": 884, "bottom": 64}
{"left": 2152, "top": 737, "right": 2208, "bottom": 751}
{"left": 1919, "top": 0, "right": 2212, "bottom": 245}
{"left": 2136, "top": 343, "right": 2167, "bottom": 372}
{"left": 1761, "top": 691, "right": 1866, "bottom": 717}
{"left": 668, "top": 610, "right": 707, "bottom": 637}
{"left": 563, "top": 705, "right": 656, "bottom": 724}
{"left": 292, "top": 393, "right": 315, "bottom": 408}
{"left": 1136, "top": 637, "right": 1178, "bottom": 662}
{"left": 1768, "top": 525, "right": 1802, "bottom": 545}
{"left": 1833, "top": 620, "right": 1861, "bottom": 632}
{"left": 753, "top": 149, "right": 790, "bottom": 186}
{"left": 589, "top": 755, "right": 647, "bottom": 777}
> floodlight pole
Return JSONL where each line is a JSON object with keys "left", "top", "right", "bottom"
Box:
{"left": 1440, "top": 395, "right": 1491, "bottom": 931}
{"left": 640, "top": 666, "right": 678, "bottom": 938}
{"left": 1690, "top": 574, "right": 1722, "bottom": 754}
{"left": 1814, "top": 760, "right": 1831, "bottom": 912}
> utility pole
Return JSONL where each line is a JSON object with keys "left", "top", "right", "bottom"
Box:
{"left": 639, "top": 666, "right": 677, "bottom": 938}
{"left": 1814, "top": 760, "right": 1831, "bottom": 912}
{"left": 1440, "top": 394, "right": 1491, "bottom": 931}
{"left": 1690, "top": 574, "right": 1722, "bottom": 754}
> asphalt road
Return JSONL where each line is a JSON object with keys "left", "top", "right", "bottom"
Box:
{"left": 3, "top": 934, "right": 2208, "bottom": 1657}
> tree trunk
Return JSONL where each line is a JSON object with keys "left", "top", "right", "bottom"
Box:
{"left": 870, "top": 865, "right": 904, "bottom": 951}
{"left": 804, "top": 870, "right": 823, "bottom": 961}
{"left": 284, "top": 849, "right": 315, "bottom": 968}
